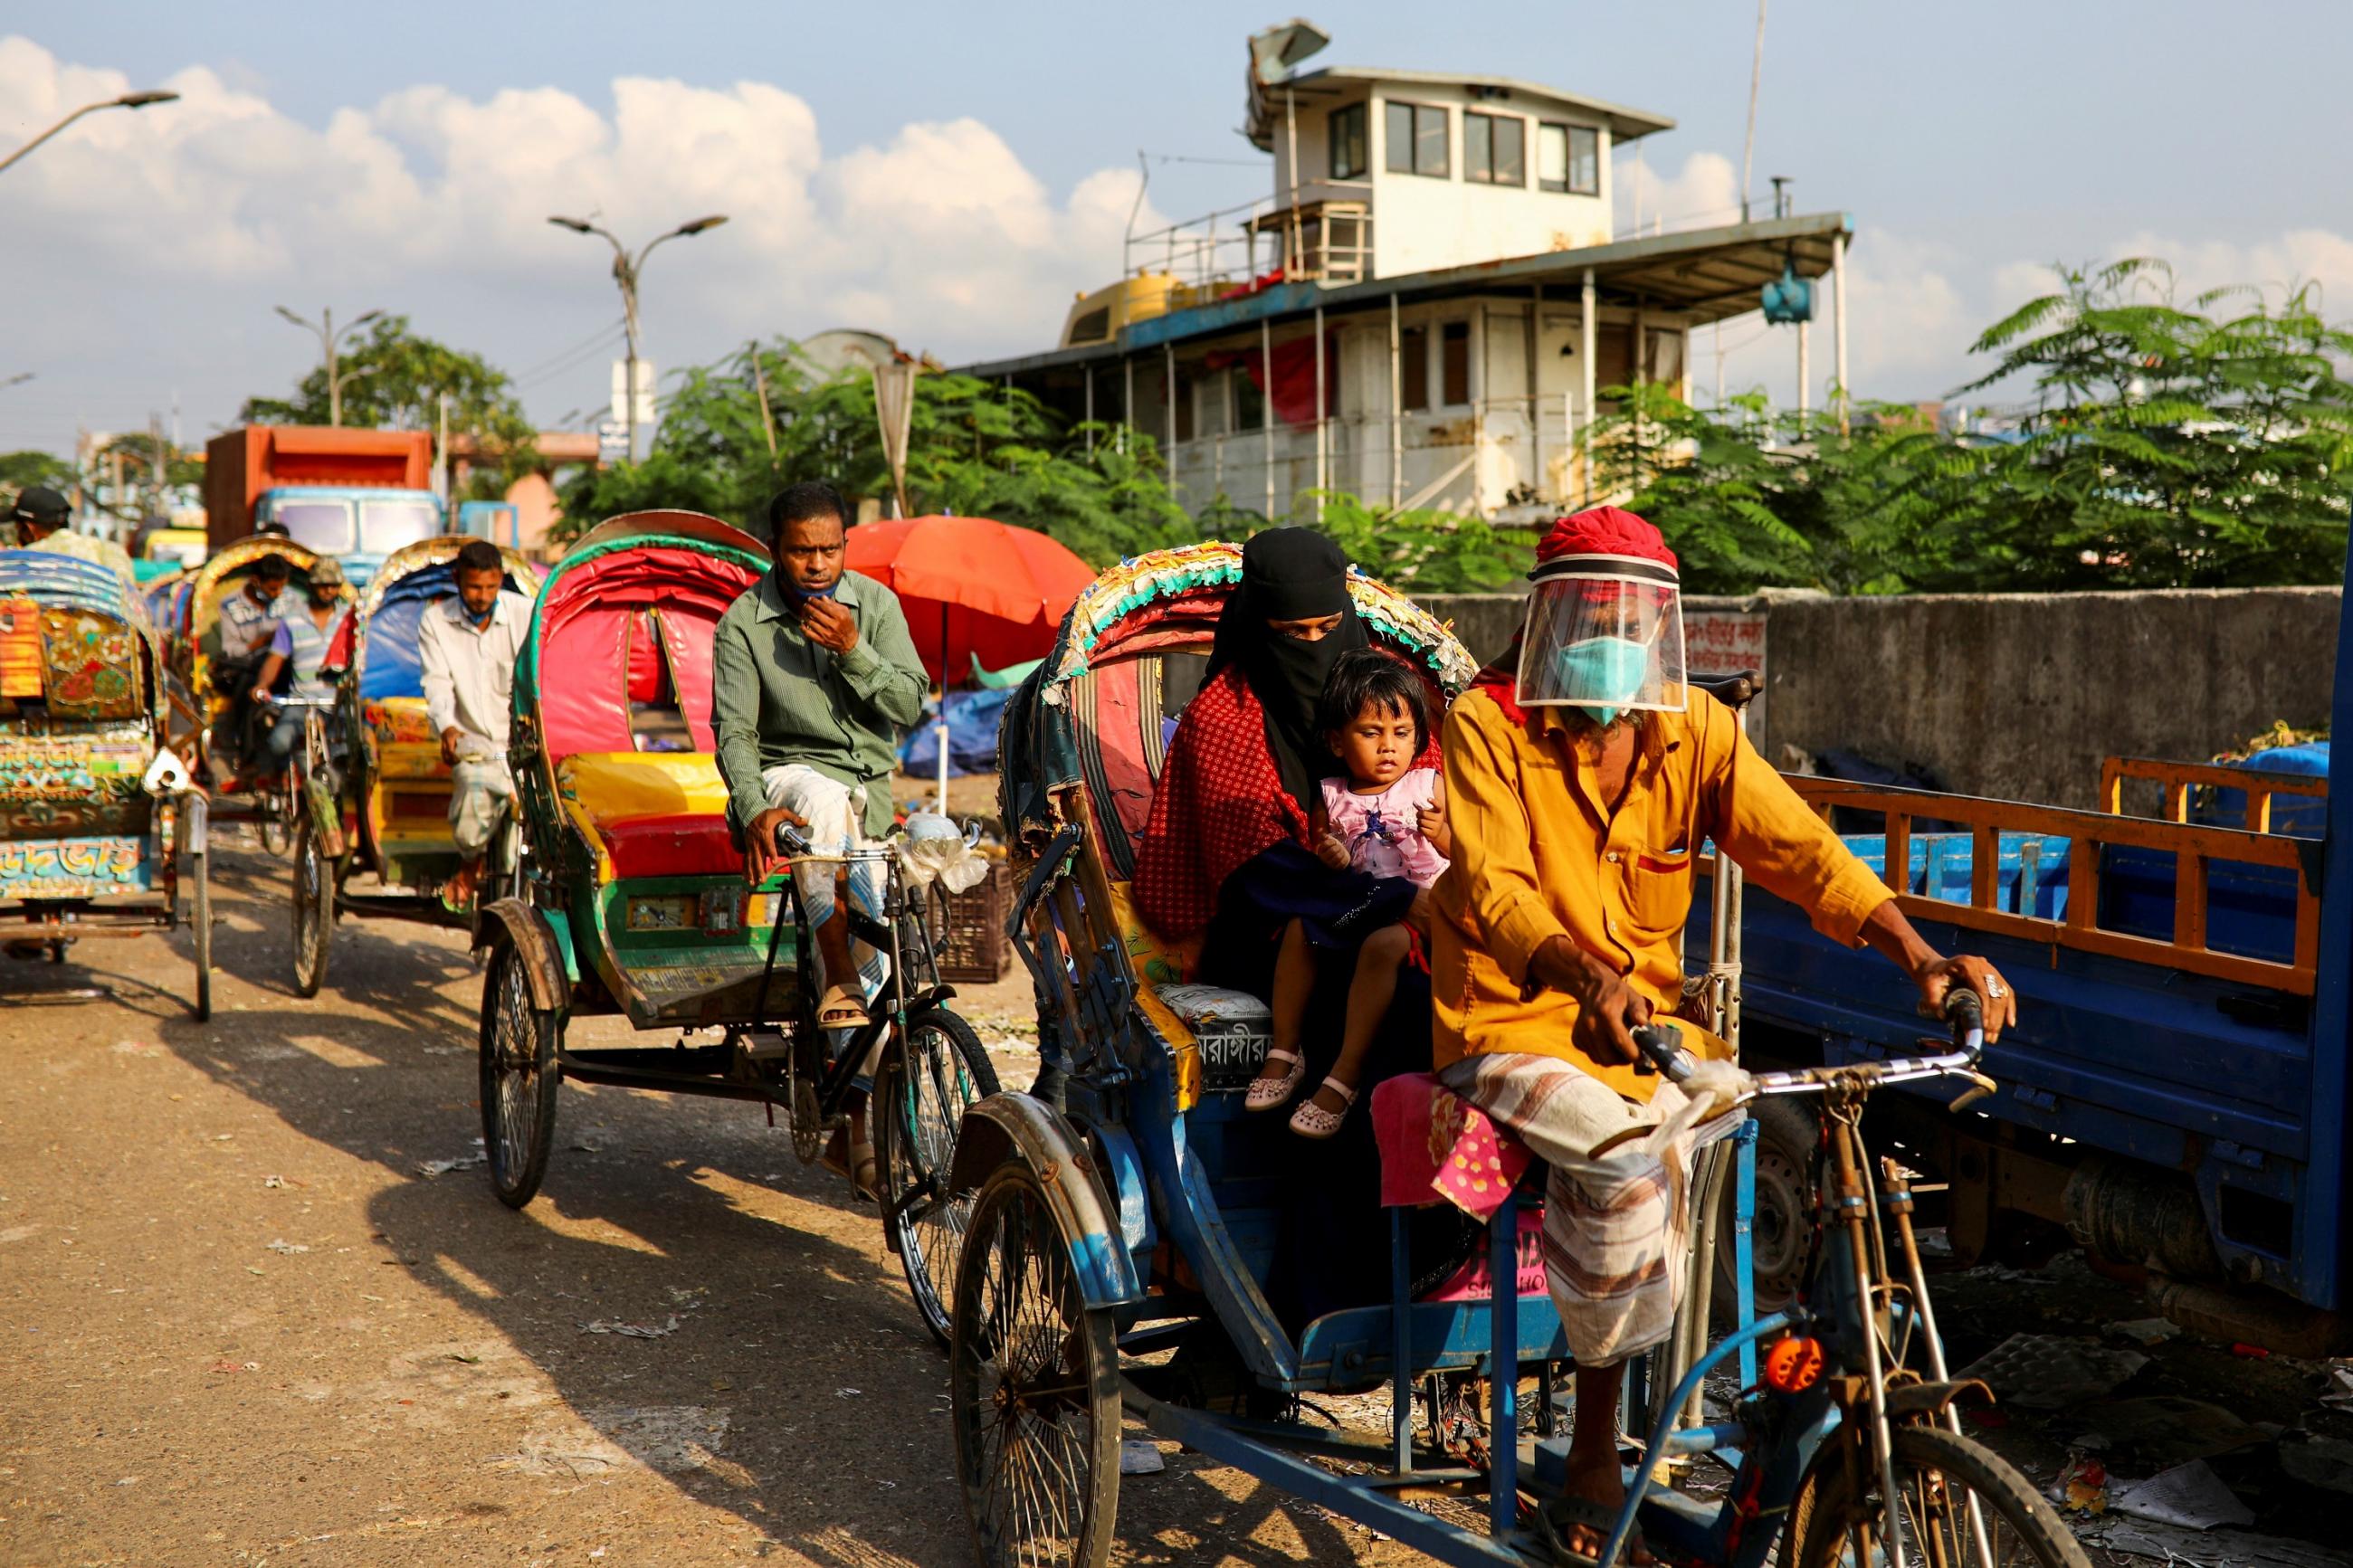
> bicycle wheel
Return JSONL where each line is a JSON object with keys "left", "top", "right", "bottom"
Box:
{"left": 478, "top": 934, "right": 561, "bottom": 1209}
{"left": 189, "top": 847, "right": 213, "bottom": 1022}
{"left": 259, "top": 776, "right": 294, "bottom": 856}
{"left": 291, "top": 817, "right": 332, "bottom": 997}
{"left": 1792, "top": 1422, "right": 2091, "bottom": 1568}
{"left": 877, "top": 1007, "right": 1001, "bottom": 1347}
{"left": 950, "top": 1159, "right": 1121, "bottom": 1568}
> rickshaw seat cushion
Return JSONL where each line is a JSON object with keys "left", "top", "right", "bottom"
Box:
{"left": 1370, "top": 1072, "right": 1533, "bottom": 1221}
{"left": 555, "top": 751, "right": 737, "bottom": 879}
{"left": 596, "top": 813, "right": 740, "bottom": 879}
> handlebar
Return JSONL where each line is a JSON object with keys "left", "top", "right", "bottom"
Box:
{"left": 767, "top": 820, "right": 896, "bottom": 868}
{"left": 1631, "top": 987, "right": 1994, "bottom": 1109}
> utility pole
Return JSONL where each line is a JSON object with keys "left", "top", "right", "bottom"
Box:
{"left": 548, "top": 213, "right": 730, "bottom": 462}
{"left": 274, "top": 306, "right": 384, "bottom": 426}
{"left": 148, "top": 413, "right": 167, "bottom": 532}
{"left": 1740, "top": 0, "right": 1767, "bottom": 223}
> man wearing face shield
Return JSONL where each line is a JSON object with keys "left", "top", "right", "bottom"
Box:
{"left": 1432, "top": 507, "right": 2018, "bottom": 1562}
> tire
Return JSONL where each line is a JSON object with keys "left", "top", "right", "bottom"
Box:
{"left": 876, "top": 1008, "right": 1001, "bottom": 1348}
{"left": 478, "top": 934, "right": 561, "bottom": 1210}
{"left": 950, "top": 1160, "right": 1122, "bottom": 1568}
{"left": 1791, "top": 1422, "right": 2091, "bottom": 1568}
{"left": 189, "top": 851, "right": 212, "bottom": 1022}
{"left": 1717, "top": 1096, "right": 1821, "bottom": 1319}
{"left": 291, "top": 818, "right": 332, "bottom": 998}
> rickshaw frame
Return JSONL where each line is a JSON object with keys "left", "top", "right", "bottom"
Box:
{"left": 286, "top": 535, "right": 545, "bottom": 996}
{"left": 0, "top": 549, "right": 214, "bottom": 1017}
{"left": 468, "top": 511, "right": 996, "bottom": 1344}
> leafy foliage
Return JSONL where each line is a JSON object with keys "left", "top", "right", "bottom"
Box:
{"left": 242, "top": 315, "right": 538, "bottom": 499}
{"left": 1298, "top": 491, "right": 1532, "bottom": 592}
{"left": 0, "top": 450, "right": 75, "bottom": 499}
{"left": 1584, "top": 259, "right": 2353, "bottom": 594}
{"left": 559, "top": 340, "right": 1195, "bottom": 565}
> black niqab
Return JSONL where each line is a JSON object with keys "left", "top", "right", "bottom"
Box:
{"left": 1206, "top": 529, "right": 1368, "bottom": 810}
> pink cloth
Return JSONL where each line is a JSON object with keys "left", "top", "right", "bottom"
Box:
{"left": 1369, "top": 1071, "right": 1533, "bottom": 1220}
{"left": 1319, "top": 767, "right": 1449, "bottom": 887}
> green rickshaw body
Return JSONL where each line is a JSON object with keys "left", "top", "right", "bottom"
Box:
{"left": 510, "top": 511, "right": 805, "bottom": 1028}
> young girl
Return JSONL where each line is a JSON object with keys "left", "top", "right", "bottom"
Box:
{"left": 1247, "top": 649, "right": 1452, "bottom": 1137}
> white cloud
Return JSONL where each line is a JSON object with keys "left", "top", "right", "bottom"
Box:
{"left": 0, "top": 36, "right": 1158, "bottom": 451}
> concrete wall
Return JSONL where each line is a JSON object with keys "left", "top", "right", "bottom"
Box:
{"left": 1415, "top": 587, "right": 2341, "bottom": 808}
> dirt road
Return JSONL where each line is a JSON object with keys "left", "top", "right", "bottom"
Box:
{"left": 0, "top": 842, "right": 1413, "bottom": 1567}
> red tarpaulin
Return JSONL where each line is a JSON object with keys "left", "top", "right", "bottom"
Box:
{"left": 1205, "top": 334, "right": 1337, "bottom": 427}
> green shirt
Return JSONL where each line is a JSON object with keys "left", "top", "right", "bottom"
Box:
{"left": 710, "top": 568, "right": 929, "bottom": 839}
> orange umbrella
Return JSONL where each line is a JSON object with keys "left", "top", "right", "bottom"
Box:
{"left": 844, "top": 515, "right": 1095, "bottom": 686}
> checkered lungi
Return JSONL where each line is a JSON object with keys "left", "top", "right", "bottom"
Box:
{"left": 1438, "top": 1047, "right": 1739, "bottom": 1367}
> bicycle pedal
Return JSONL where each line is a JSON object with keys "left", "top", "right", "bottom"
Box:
{"left": 738, "top": 1030, "right": 791, "bottom": 1061}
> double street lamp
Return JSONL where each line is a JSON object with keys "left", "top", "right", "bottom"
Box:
{"left": 274, "top": 306, "right": 384, "bottom": 427}
{"left": 0, "top": 90, "right": 179, "bottom": 176}
{"left": 548, "top": 213, "right": 729, "bottom": 461}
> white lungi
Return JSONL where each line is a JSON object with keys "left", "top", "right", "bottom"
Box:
{"left": 760, "top": 764, "right": 887, "bottom": 998}
{"left": 449, "top": 757, "right": 514, "bottom": 858}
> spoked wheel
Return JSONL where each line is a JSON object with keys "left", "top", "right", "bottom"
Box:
{"left": 259, "top": 779, "right": 295, "bottom": 856}
{"left": 876, "top": 1007, "right": 1001, "bottom": 1348}
{"left": 951, "top": 1160, "right": 1121, "bottom": 1568}
{"left": 478, "top": 934, "right": 561, "bottom": 1209}
{"left": 189, "top": 849, "right": 213, "bottom": 1022}
{"left": 291, "top": 818, "right": 333, "bottom": 997}
{"left": 1791, "top": 1424, "right": 2091, "bottom": 1568}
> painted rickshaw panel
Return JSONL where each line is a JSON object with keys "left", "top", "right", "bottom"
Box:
{"left": 513, "top": 511, "right": 805, "bottom": 1027}
{"left": 986, "top": 541, "right": 1554, "bottom": 1387}
{"left": 0, "top": 550, "right": 171, "bottom": 903}
{"left": 338, "top": 537, "right": 544, "bottom": 884}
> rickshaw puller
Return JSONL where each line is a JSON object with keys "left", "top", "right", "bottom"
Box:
{"left": 250, "top": 556, "right": 350, "bottom": 768}
{"left": 713, "top": 482, "right": 927, "bottom": 1189}
{"left": 12, "top": 485, "right": 138, "bottom": 584}
{"left": 1433, "top": 506, "right": 2018, "bottom": 1563}
{"left": 215, "top": 553, "right": 301, "bottom": 771}
{"left": 420, "top": 539, "right": 530, "bottom": 912}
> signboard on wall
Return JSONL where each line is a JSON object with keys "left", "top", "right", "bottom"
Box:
{"left": 1684, "top": 608, "right": 1767, "bottom": 740}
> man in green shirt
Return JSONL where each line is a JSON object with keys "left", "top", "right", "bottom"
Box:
{"left": 712, "top": 481, "right": 927, "bottom": 1046}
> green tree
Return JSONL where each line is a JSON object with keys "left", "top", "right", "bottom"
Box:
{"left": 242, "top": 315, "right": 538, "bottom": 499}
{"left": 559, "top": 339, "right": 1195, "bottom": 565}
{"left": 1299, "top": 491, "right": 1532, "bottom": 592}
{"left": 1941, "top": 259, "right": 2353, "bottom": 588}
{"left": 0, "top": 450, "right": 74, "bottom": 498}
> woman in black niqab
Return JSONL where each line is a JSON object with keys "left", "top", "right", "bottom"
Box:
{"left": 1206, "top": 528, "right": 1371, "bottom": 811}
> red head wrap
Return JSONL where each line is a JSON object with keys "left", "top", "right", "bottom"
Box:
{"left": 1536, "top": 505, "right": 1678, "bottom": 573}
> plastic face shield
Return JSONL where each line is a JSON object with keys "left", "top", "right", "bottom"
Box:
{"left": 1512, "top": 556, "right": 1687, "bottom": 712}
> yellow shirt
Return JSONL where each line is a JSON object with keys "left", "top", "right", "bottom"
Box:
{"left": 1433, "top": 686, "right": 1893, "bottom": 1100}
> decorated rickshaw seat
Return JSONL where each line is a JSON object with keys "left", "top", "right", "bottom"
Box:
{"left": 536, "top": 543, "right": 758, "bottom": 882}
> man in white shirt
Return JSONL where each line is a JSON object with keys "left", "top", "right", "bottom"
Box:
{"left": 418, "top": 539, "right": 532, "bottom": 911}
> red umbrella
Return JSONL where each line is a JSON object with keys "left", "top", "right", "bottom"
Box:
{"left": 844, "top": 515, "right": 1095, "bottom": 686}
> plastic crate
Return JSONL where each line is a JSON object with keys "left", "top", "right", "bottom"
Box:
{"left": 934, "top": 861, "right": 1009, "bottom": 984}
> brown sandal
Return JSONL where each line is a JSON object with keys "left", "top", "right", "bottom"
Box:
{"left": 816, "top": 983, "right": 870, "bottom": 1029}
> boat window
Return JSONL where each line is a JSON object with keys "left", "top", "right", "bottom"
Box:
{"left": 1067, "top": 305, "right": 1112, "bottom": 346}
{"left": 1442, "top": 322, "right": 1471, "bottom": 407}
{"left": 1538, "top": 124, "right": 1600, "bottom": 195}
{"left": 1329, "top": 103, "right": 1367, "bottom": 181}
{"left": 272, "top": 499, "right": 353, "bottom": 556}
{"left": 360, "top": 500, "right": 440, "bottom": 555}
{"left": 1465, "top": 112, "right": 1524, "bottom": 186}
{"left": 1233, "top": 366, "right": 1266, "bottom": 432}
{"left": 1384, "top": 101, "right": 1448, "bottom": 178}
{"left": 1399, "top": 326, "right": 1430, "bottom": 413}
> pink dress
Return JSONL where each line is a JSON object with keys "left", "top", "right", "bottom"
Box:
{"left": 1320, "top": 768, "right": 1450, "bottom": 889}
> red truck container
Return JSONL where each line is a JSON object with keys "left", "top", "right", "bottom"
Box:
{"left": 204, "top": 425, "right": 435, "bottom": 549}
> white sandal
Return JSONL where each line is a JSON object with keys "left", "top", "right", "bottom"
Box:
{"left": 1289, "top": 1077, "right": 1359, "bottom": 1139}
{"left": 1244, "top": 1048, "right": 1305, "bottom": 1112}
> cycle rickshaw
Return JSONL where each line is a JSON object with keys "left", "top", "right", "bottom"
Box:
{"left": 945, "top": 541, "right": 2086, "bottom": 1568}
{"left": 172, "top": 536, "right": 355, "bottom": 852}
{"left": 472, "top": 511, "right": 997, "bottom": 1344}
{"left": 282, "top": 535, "right": 544, "bottom": 995}
{"left": 0, "top": 550, "right": 214, "bottom": 1016}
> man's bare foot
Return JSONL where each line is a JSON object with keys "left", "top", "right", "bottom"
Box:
{"left": 1551, "top": 1451, "right": 1651, "bottom": 1565}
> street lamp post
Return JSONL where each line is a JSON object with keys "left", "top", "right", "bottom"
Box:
{"left": 274, "top": 306, "right": 385, "bottom": 427}
{"left": 0, "top": 90, "right": 179, "bottom": 176}
{"left": 548, "top": 214, "right": 729, "bottom": 461}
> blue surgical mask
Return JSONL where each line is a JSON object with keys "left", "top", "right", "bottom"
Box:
{"left": 1554, "top": 636, "right": 1651, "bottom": 728}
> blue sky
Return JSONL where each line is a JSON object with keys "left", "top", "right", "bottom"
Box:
{"left": 5, "top": 1, "right": 2350, "bottom": 456}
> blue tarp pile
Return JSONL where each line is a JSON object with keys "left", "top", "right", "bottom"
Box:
{"left": 901, "top": 687, "right": 1014, "bottom": 778}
